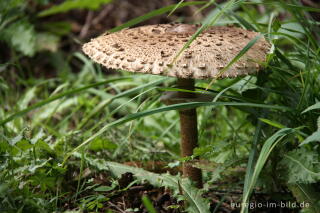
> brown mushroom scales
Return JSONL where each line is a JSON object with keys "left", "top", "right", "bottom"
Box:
{"left": 83, "top": 24, "right": 270, "bottom": 79}
{"left": 82, "top": 23, "right": 270, "bottom": 188}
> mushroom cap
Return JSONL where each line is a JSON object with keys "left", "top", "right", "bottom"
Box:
{"left": 82, "top": 23, "right": 271, "bottom": 79}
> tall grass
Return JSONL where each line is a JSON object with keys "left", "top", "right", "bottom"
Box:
{"left": 1, "top": 0, "right": 320, "bottom": 212}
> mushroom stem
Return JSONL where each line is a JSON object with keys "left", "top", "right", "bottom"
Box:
{"left": 177, "top": 78, "right": 203, "bottom": 188}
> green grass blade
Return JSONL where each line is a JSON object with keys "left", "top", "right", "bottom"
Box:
{"left": 242, "top": 2, "right": 320, "bottom": 12}
{"left": 78, "top": 78, "right": 166, "bottom": 129}
{"left": 302, "top": 102, "right": 320, "bottom": 114}
{"left": 38, "top": 0, "right": 113, "bottom": 17}
{"left": 0, "top": 77, "right": 130, "bottom": 126}
{"left": 216, "top": 34, "right": 262, "bottom": 76}
{"left": 109, "top": 1, "right": 206, "bottom": 33}
{"left": 259, "top": 118, "right": 286, "bottom": 129}
{"left": 299, "top": 131, "right": 320, "bottom": 146}
{"left": 213, "top": 1, "right": 257, "bottom": 31}
{"left": 241, "top": 128, "right": 295, "bottom": 213}
{"left": 171, "top": 0, "right": 237, "bottom": 64}
{"left": 194, "top": 0, "right": 216, "bottom": 16}
{"left": 142, "top": 196, "right": 158, "bottom": 213}
{"left": 63, "top": 101, "right": 291, "bottom": 165}
{"left": 242, "top": 118, "right": 263, "bottom": 213}
{"left": 167, "top": 0, "right": 185, "bottom": 17}
{"left": 207, "top": 34, "right": 262, "bottom": 88}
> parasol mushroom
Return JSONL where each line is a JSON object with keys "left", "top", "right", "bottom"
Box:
{"left": 82, "top": 23, "right": 270, "bottom": 188}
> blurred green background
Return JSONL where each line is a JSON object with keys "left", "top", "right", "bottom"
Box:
{"left": 1, "top": 0, "right": 320, "bottom": 212}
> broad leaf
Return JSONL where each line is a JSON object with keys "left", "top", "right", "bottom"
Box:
{"left": 1, "top": 21, "right": 36, "bottom": 56}
{"left": 300, "top": 131, "right": 320, "bottom": 146}
{"left": 38, "top": 0, "right": 113, "bottom": 17}
{"left": 281, "top": 148, "right": 320, "bottom": 184}
{"left": 73, "top": 153, "right": 210, "bottom": 213}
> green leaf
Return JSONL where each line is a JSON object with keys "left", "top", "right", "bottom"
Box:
{"left": 16, "top": 139, "right": 33, "bottom": 151}
{"left": 36, "top": 32, "right": 60, "bottom": 52}
{"left": 65, "top": 101, "right": 291, "bottom": 161}
{"left": 88, "top": 137, "right": 117, "bottom": 151}
{"left": 28, "top": 158, "right": 52, "bottom": 174}
{"left": 30, "top": 128, "right": 45, "bottom": 145}
{"left": 38, "top": 0, "right": 113, "bottom": 17}
{"left": 172, "top": 0, "right": 237, "bottom": 64}
{"left": 0, "top": 77, "right": 129, "bottom": 126}
{"left": 74, "top": 153, "right": 210, "bottom": 213}
{"left": 281, "top": 148, "right": 320, "bottom": 184}
{"left": 35, "top": 140, "right": 54, "bottom": 154}
{"left": 167, "top": 0, "right": 185, "bottom": 17}
{"left": 94, "top": 185, "right": 116, "bottom": 192}
{"left": 259, "top": 118, "right": 286, "bottom": 129}
{"left": 0, "top": 0, "right": 24, "bottom": 14}
{"left": 1, "top": 20, "right": 36, "bottom": 56}
{"left": 142, "top": 196, "right": 157, "bottom": 213}
{"left": 272, "top": 18, "right": 281, "bottom": 32}
{"left": 241, "top": 128, "right": 295, "bottom": 213}
{"left": 302, "top": 102, "right": 320, "bottom": 114}
{"left": 242, "top": 118, "right": 263, "bottom": 213}
{"left": 216, "top": 34, "right": 263, "bottom": 77}
{"left": 232, "top": 76, "right": 257, "bottom": 94}
{"left": 42, "top": 21, "right": 72, "bottom": 36}
{"left": 9, "top": 133, "right": 24, "bottom": 146}
{"left": 299, "top": 131, "right": 320, "bottom": 146}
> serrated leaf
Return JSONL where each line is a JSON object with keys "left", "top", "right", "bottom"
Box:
{"left": 232, "top": 76, "right": 257, "bottom": 94}
{"left": 9, "top": 133, "right": 23, "bottom": 146}
{"left": 28, "top": 158, "right": 52, "bottom": 173}
{"left": 30, "top": 128, "right": 45, "bottom": 145}
{"left": 38, "top": 0, "right": 113, "bottom": 17}
{"left": 35, "top": 140, "right": 54, "bottom": 154}
{"left": 281, "top": 148, "right": 320, "bottom": 184}
{"left": 299, "top": 131, "right": 320, "bottom": 146}
{"left": 73, "top": 153, "right": 210, "bottom": 213}
{"left": 18, "top": 87, "right": 37, "bottom": 110}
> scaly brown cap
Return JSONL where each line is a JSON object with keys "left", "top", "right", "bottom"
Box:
{"left": 82, "top": 23, "right": 270, "bottom": 79}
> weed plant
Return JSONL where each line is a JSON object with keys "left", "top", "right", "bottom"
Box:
{"left": 0, "top": 0, "right": 320, "bottom": 212}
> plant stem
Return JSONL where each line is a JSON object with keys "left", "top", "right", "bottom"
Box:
{"left": 177, "top": 78, "right": 203, "bottom": 188}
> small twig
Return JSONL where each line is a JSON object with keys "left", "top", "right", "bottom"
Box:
{"left": 108, "top": 201, "right": 126, "bottom": 213}
{"left": 301, "top": 0, "right": 319, "bottom": 8}
{"left": 257, "top": 5, "right": 266, "bottom": 14}
{"left": 80, "top": 11, "right": 94, "bottom": 39}
{"left": 208, "top": 189, "right": 243, "bottom": 195}
{"left": 212, "top": 197, "right": 233, "bottom": 210}
{"left": 121, "top": 197, "right": 126, "bottom": 210}
{"left": 208, "top": 188, "right": 290, "bottom": 195}
{"left": 92, "top": 5, "right": 114, "bottom": 26}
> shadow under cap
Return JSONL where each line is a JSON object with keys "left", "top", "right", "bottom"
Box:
{"left": 82, "top": 23, "right": 271, "bottom": 79}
